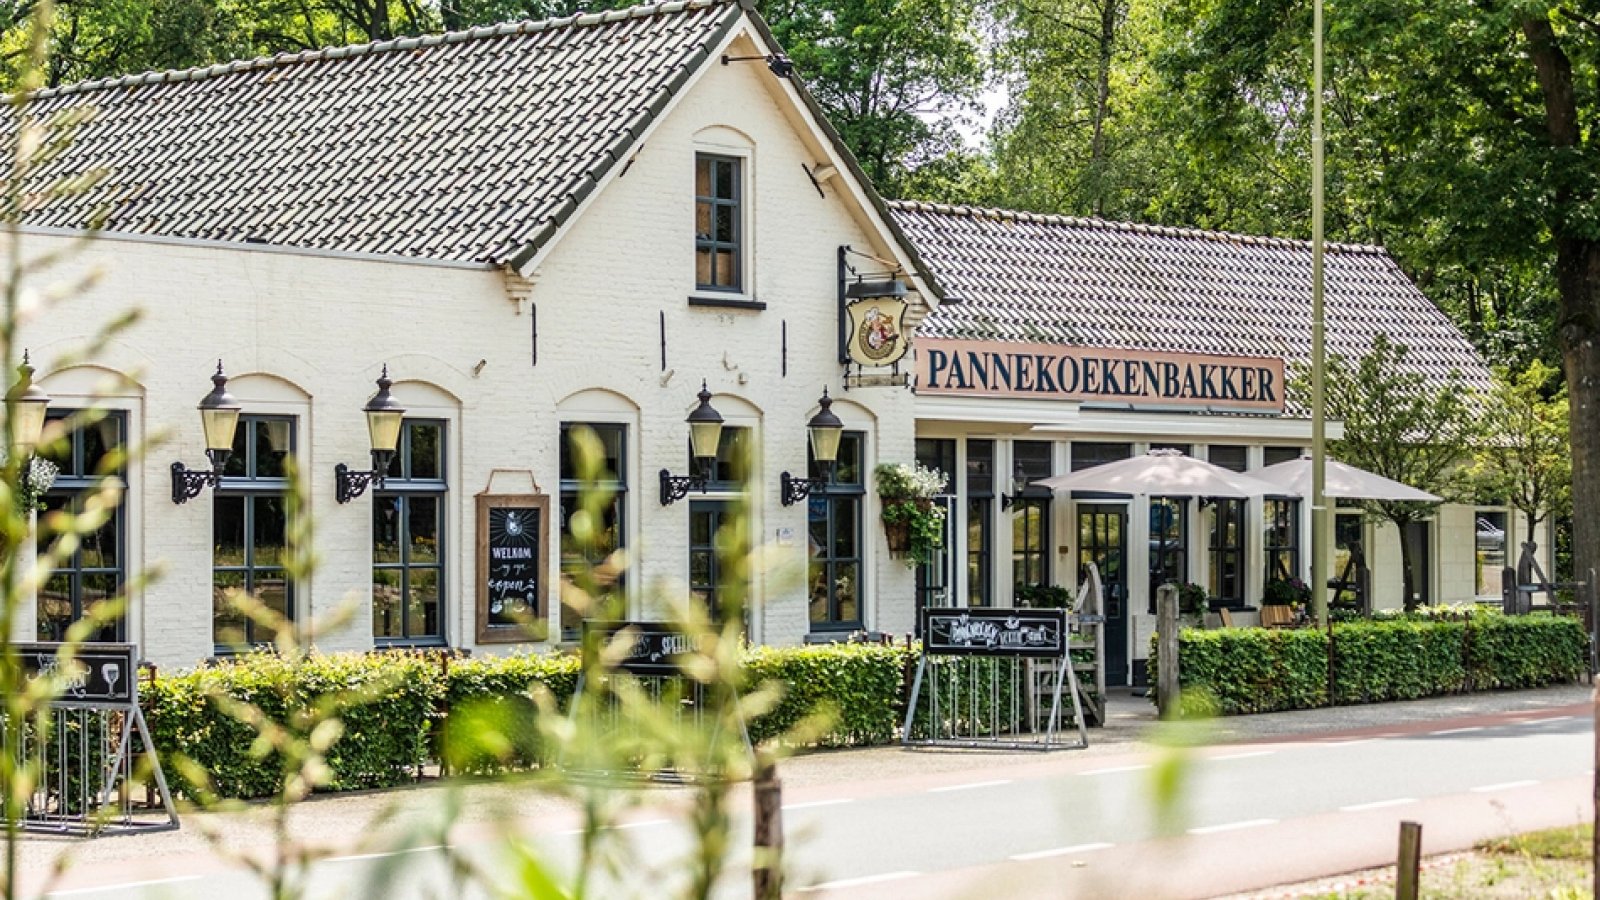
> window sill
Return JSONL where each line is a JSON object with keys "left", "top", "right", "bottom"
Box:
{"left": 688, "top": 295, "right": 766, "bottom": 311}
{"left": 374, "top": 639, "right": 451, "bottom": 651}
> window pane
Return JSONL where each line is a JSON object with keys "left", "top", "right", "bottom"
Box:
{"left": 38, "top": 573, "right": 72, "bottom": 641}
{"left": 80, "top": 573, "right": 118, "bottom": 641}
{"left": 409, "top": 496, "right": 440, "bottom": 562}
{"left": 256, "top": 569, "right": 291, "bottom": 622}
{"left": 1264, "top": 446, "right": 1303, "bottom": 466}
{"left": 1209, "top": 445, "right": 1248, "bottom": 472}
{"left": 808, "top": 561, "right": 829, "bottom": 623}
{"left": 409, "top": 423, "right": 441, "bottom": 480}
{"left": 408, "top": 568, "right": 440, "bottom": 640}
{"left": 1475, "top": 511, "right": 1507, "bottom": 596}
{"left": 696, "top": 249, "right": 714, "bottom": 287}
{"left": 83, "top": 416, "right": 121, "bottom": 476}
{"left": 695, "top": 201, "right": 712, "bottom": 239}
{"left": 214, "top": 495, "right": 246, "bottom": 567}
{"left": 253, "top": 496, "right": 289, "bottom": 567}
{"left": 695, "top": 157, "right": 711, "bottom": 195}
{"left": 834, "top": 562, "right": 858, "bottom": 623}
{"left": 213, "top": 569, "right": 247, "bottom": 640}
{"left": 967, "top": 439, "right": 994, "bottom": 494}
{"left": 714, "top": 251, "right": 737, "bottom": 287}
{"left": 80, "top": 508, "right": 118, "bottom": 568}
{"left": 713, "top": 158, "right": 735, "bottom": 199}
{"left": 714, "top": 204, "right": 736, "bottom": 243}
{"left": 373, "top": 496, "right": 402, "bottom": 564}
{"left": 832, "top": 497, "right": 859, "bottom": 558}
{"left": 373, "top": 568, "right": 403, "bottom": 638}
{"left": 255, "top": 420, "right": 290, "bottom": 478}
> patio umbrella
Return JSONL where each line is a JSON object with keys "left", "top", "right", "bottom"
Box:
{"left": 1032, "top": 448, "right": 1284, "bottom": 498}
{"left": 1253, "top": 454, "right": 1441, "bottom": 502}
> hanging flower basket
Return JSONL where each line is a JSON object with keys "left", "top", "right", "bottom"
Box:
{"left": 874, "top": 463, "right": 949, "bottom": 566}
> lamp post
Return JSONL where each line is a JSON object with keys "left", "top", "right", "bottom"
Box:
{"left": 172, "top": 361, "right": 241, "bottom": 504}
{"left": 660, "top": 380, "right": 725, "bottom": 505}
{"left": 335, "top": 367, "right": 407, "bottom": 504}
{"left": 6, "top": 351, "right": 50, "bottom": 460}
{"left": 780, "top": 389, "right": 844, "bottom": 505}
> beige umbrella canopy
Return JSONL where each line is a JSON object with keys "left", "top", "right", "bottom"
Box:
{"left": 1254, "top": 454, "right": 1441, "bottom": 502}
{"left": 1033, "top": 448, "right": 1284, "bottom": 498}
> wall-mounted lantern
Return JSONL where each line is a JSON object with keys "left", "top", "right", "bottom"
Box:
{"left": 780, "top": 389, "right": 843, "bottom": 506}
{"left": 6, "top": 351, "right": 50, "bottom": 459}
{"left": 999, "top": 463, "right": 1030, "bottom": 511}
{"left": 335, "top": 366, "right": 407, "bottom": 504}
{"left": 172, "top": 361, "right": 241, "bottom": 504}
{"left": 659, "top": 380, "right": 724, "bottom": 505}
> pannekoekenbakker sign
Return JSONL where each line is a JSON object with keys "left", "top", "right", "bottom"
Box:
{"left": 921, "top": 608, "right": 1067, "bottom": 658}
{"left": 916, "top": 338, "right": 1285, "bottom": 413}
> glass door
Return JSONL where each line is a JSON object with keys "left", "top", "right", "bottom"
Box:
{"left": 1078, "top": 503, "right": 1129, "bottom": 686}
{"left": 689, "top": 499, "right": 747, "bottom": 630}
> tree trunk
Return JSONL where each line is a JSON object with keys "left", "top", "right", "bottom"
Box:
{"left": 1556, "top": 236, "right": 1600, "bottom": 627}
{"left": 1399, "top": 524, "right": 1418, "bottom": 613}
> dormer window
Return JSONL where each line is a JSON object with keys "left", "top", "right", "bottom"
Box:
{"left": 695, "top": 154, "right": 742, "bottom": 292}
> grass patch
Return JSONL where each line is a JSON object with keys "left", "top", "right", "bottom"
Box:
{"left": 1479, "top": 824, "right": 1592, "bottom": 861}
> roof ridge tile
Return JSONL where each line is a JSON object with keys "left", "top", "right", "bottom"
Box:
{"left": 27, "top": 0, "right": 727, "bottom": 101}
{"left": 886, "top": 198, "right": 1386, "bottom": 256}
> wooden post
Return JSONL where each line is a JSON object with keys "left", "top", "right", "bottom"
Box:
{"left": 1396, "top": 820, "right": 1422, "bottom": 900}
{"left": 752, "top": 756, "right": 783, "bottom": 900}
{"left": 1156, "top": 583, "right": 1180, "bottom": 720}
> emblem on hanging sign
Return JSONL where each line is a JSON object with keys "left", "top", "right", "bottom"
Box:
{"left": 846, "top": 296, "right": 910, "bottom": 368}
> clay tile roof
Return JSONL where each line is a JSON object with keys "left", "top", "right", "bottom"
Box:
{"left": 890, "top": 201, "right": 1492, "bottom": 413}
{"left": 15, "top": 0, "right": 743, "bottom": 265}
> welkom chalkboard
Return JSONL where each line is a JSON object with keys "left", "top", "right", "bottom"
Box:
{"left": 475, "top": 492, "right": 551, "bottom": 643}
{"left": 920, "top": 607, "right": 1067, "bottom": 658}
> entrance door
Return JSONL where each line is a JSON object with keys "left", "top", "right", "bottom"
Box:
{"left": 1402, "top": 520, "right": 1432, "bottom": 607}
{"left": 1078, "top": 504, "right": 1129, "bottom": 686}
{"left": 689, "top": 500, "right": 746, "bottom": 629}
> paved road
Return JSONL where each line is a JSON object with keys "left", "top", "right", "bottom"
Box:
{"left": 22, "top": 686, "right": 1595, "bottom": 899}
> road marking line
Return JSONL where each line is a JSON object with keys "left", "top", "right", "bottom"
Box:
{"left": 928, "top": 779, "right": 1012, "bottom": 793}
{"left": 1320, "top": 737, "right": 1379, "bottom": 747}
{"left": 1082, "top": 764, "right": 1149, "bottom": 776}
{"left": 1010, "top": 842, "right": 1114, "bottom": 861}
{"left": 784, "top": 798, "right": 855, "bottom": 811}
{"left": 1430, "top": 726, "right": 1483, "bottom": 736}
{"left": 800, "top": 871, "right": 920, "bottom": 892}
{"left": 1189, "top": 818, "right": 1277, "bottom": 835}
{"left": 615, "top": 818, "right": 670, "bottom": 829}
{"left": 328, "top": 844, "right": 446, "bottom": 863}
{"left": 1212, "top": 750, "right": 1274, "bottom": 760}
{"left": 1526, "top": 715, "right": 1573, "bottom": 725}
{"left": 1340, "top": 798, "right": 1417, "bottom": 812}
{"left": 1472, "top": 780, "right": 1539, "bottom": 793}
{"left": 48, "top": 876, "right": 203, "bottom": 896}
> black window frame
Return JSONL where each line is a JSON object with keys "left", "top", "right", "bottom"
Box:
{"left": 372, "top": 419, "right": 447, "bottom": 647}
{"left": 1011, "top": 440, "right": 1053, "bottom": 594}
{"left": 1208, "top": 498, "right": 1245, "bottom": 609}
{"left": 37, "top": 409, "right": 126, "bottom": 643}
{"left": 1264, "top": 498, "right": 1301, "bottom": 583}
{"left": 559, "top": 421, "right": 629, "bottom": 642}
{"left": 965, "top": 439, "right": 994, "bottom": 607}
{"left": 808, "top": 431, "right": 864, "bottom": 631}
{"left": 694, "top": 153, "right": 742, "bottom": 293}
{"left": 213, "top": 414, "right": 297, "bottom": 652}
{"left": 1148, "top": 496, "right": 1188, "bottom": 613}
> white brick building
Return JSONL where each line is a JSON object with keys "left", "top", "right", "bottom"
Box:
{"left": 12, "top": 0, "right": 1516, "bottom": 679}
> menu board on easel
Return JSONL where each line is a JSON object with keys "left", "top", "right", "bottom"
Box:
{"left": 475, "top": 490, "right": 551, "bottom": 643}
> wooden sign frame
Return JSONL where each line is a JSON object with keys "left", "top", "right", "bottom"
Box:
{"left": 475, "top": 491, "right": 551, "bottom": 644}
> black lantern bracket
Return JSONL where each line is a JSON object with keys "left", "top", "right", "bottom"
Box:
{"left": 659, "top": 465, "right": 709, "bottom": 506}
{"left": 779, "top": 470, "right": 824, "bottom": 506}
{"left": 335, "top": 456, "right": 392, "bottom": 504}
{"left": 171, "top": 453, "right": 224, "bottom": 505}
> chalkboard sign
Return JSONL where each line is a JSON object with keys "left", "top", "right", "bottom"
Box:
{"left": 16, "top": 642, "right": 138, "bottom": 704}
{"left": 921, "top": 608, "right": 1067, "bottom": 658}
{"left": 475, "top": 492, "right": 551, "bottom": 643}
{"left": 582, "top": 621, "right": 698, "bottom": 675}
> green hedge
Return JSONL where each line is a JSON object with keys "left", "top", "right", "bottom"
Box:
{"left": 143, "top": 652, "right": 443, "bottom": 799}
{"left": 1151, "top": 612, "right": 1586, "bottom": 715}
{"left": 743, "top": 643, "right": 912, "bottom": 747}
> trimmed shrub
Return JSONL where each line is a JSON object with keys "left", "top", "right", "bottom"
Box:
{"left": 438, "top": 652, "right": 581, "bottom": 773}
{"left": 743, "top": 642, "right": 912, "bottom": 747}
{"left": 142, "top": 651, "right": 444, "bottom": 799}
{"left": 1152, "top": 612, "right": 1586, "bottom": 715}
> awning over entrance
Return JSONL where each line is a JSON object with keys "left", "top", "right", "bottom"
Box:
{"left": 1032, "top": 448, "right": 1282, "bottom": 498}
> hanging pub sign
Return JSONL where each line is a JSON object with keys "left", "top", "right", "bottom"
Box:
{"left": 916, "top": 338, "right": 1285, "bottom": 413}
{"left": 476, "top": 487, "right": 551, "bottom": 643}
{"left": 845, "top": 292, "right": 911, "bottom": 368}
{"left": 16, "top": 642, "right": 137, "bottom": 704}
{"left": 921, "top": 608, "right": 1067, "bottom": 658}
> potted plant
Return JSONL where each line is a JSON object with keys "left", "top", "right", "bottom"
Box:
{"left": 1016, "top": 583, "right": 1072, "bottom": 609}
{"left": 874, "top": 462, "right": 948, "bottom": 565}
{"left": 1262, "top": 576, "right": 1311, "bottom": 607}
{"left": 1177, "top": 582, "right": 1207, "bottom": 615}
